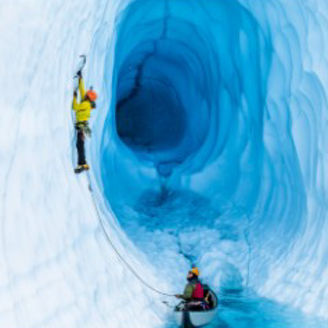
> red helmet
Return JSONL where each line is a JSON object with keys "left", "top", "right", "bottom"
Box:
{"left": 86, "top": 90, "right": 97, "bottom": 101}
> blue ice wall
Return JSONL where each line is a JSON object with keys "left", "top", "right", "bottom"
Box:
{"left": 96, "top": 0, "right": 328, "bottom": 317}
{"left": 103, "top": 0, "right": 272, "bottom": 200}
{"left": 101, "top": 0, "right": 305, "bottom": 233}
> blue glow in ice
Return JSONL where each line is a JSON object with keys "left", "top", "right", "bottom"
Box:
{"left": 1, "top": 0, "right": 328, "bottom": 327}
{"left": 97, "top": 0, "right": 328, "bottom": 324}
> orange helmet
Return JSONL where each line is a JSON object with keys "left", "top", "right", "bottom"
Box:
{"left": 86, "top": 90, "right": 98, "bottom": 101}
{"left": 190, "top": 267, "right": 200, "bottom": 277}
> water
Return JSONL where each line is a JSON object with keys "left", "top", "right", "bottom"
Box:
{"left": 164, "top": 289, "right": 328, "bottom": 328}
{"left": 214, "top": 290, "right": 327, "bottom": 328}
{"left": 112, "top": 188, "right": 328, "bottom": 328}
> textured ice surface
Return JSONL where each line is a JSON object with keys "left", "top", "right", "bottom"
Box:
{"left": 1, "top": 0, "right": 328, "bottom": 327}
{"left": 101, "top": 0, "right": 328, "bottom": 321}
{"left": 0, "top": 1, "right": 168, "bottom": 328}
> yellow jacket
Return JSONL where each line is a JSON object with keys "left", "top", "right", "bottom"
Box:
{"left": 72, "top": 78, "right": 94, "bottom": 122}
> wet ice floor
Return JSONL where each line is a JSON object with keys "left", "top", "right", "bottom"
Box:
{"left": 212, "top": 290, "right": 327, "bottom": 328}
{"left": 112, "top": 188, "right": 328, "bottom": 328}
{"left": 165, "top": 289, "right": 328, "bottom": 328}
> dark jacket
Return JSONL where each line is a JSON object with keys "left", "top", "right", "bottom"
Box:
{"left": 180, "top": 278, "right": 199, "bottom": 301}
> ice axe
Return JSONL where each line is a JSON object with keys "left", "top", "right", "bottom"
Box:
{"left": 74, "top": 55, "right": 87, "bottom": 93}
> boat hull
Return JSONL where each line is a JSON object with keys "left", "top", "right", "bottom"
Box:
{"left": 174, "top": 308, "right": 218, "bottom": 327}
{"left": 174, "top": 289, "right": 218, "bottom": 327}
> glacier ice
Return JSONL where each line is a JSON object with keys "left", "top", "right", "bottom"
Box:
{"left": 1, "top": 0, "right": 328, "bottom": 327}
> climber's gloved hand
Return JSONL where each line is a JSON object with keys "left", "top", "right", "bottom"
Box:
{"left": 73, "top": 90, "right": 77, "bottom": 97}
{"left": 76, "top": 70, "right": 82, "bottom": 78}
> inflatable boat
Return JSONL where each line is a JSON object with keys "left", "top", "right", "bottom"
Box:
{"left": 174, "top": 286, "right": 218, "bottom": 328}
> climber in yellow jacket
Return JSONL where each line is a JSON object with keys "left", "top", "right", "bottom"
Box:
{"left": 72, "top": 72, "right": 98, "bottom": 173}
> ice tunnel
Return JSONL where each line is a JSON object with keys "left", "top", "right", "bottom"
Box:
{"left": 1, "top": 0, "right": 328, "bottom": 327}
{"left": 96, "top": 0, "right": 328, "bottom": 321}
{"left": 102, "top": 0, "right": 270, "bottom": 198}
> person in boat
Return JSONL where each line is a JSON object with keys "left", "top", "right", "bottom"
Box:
{"left": 175, "top": 267, "right": 207, "bottom": 310}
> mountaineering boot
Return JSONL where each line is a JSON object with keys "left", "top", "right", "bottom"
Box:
{"left": 74, "top": 164, "right": 90, "bottom": 174}
{"left": 74, "top": 165, "right": 85, "bottom": 174}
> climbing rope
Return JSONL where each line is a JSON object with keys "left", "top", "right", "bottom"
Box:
{"left": 85, "top": 171, "right": 176, "bottom": 298}
{"left": 70, "top": 55, "right": 174, "bottom": 298}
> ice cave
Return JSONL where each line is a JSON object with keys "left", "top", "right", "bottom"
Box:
{"left": 1, "top": 0, "right": 328, "bottom": 327}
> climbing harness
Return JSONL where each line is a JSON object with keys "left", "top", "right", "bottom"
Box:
{"left": 84, "top": 170, "right": 175, "bottom": 298}
{"left": 75, "top": 121, "right": 92, "bottom": 137}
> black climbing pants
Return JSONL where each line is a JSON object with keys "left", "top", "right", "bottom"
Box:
{"left": 76, "top": 128, "right": 86, "bottom": 165}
